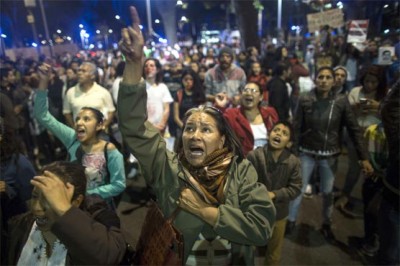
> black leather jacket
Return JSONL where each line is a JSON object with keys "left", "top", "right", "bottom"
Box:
{"left": 380, "top": 79, "right": 399, "bottom": 207}
{"left": 294, "top": 90, "right": 368, "bottom": 160}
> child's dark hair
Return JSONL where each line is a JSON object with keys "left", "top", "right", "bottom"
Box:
{"left": 271, "top": 120, "right": 294, "bottom": 142}
{"left": 40, "top": 161, "right": 87, "bottom": 203}
{"left": 81, "top": 107, "right": 105, "bottom": 124}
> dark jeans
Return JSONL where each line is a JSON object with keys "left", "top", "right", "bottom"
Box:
{"left": 378, "top": 196, "right": 400, "bottom": 265}
{"left": 362, "top": 178, "right": 382, "bottom": 244}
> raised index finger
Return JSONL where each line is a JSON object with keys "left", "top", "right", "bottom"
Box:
{"left": 130, "top": 6, "right": 141, "bottom": 32}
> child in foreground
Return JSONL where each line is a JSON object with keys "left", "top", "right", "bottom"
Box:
{"left": 247, "top": 121, "right": 302, "bottom": 265}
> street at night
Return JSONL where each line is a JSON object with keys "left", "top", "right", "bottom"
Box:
{"left": 1, "top": 1, "right": 399, "bottom": 265}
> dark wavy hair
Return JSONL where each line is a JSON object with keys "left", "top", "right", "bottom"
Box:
{"left": 175, "top": 106, "right": 244, "bottom": 161}
{"left": 143, "top": 58, "right": 163, "bottom": 85}
{"left": 359, "top": 65, "right": 388, "bottom": 101}
{"left": 40, "top": 161, "right": 87, "bottom": 204}
{"left": 180, "top": 69, "right": 206, "bottom": 105}
{"left": 274, "top": 46, "right": 288, "bottom": 62}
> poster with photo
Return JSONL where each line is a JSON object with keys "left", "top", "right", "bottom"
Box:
{"left": 378, "top": 47, "right": 394, "bottom": 65}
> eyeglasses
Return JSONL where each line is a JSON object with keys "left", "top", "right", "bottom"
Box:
{"left": 242, "top": 88, "right": 260, "bottom": 94}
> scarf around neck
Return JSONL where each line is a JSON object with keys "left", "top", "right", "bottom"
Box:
{"left": 182, "top": 147, "right": 233, "bottom": 206}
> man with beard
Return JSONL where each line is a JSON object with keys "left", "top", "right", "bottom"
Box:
{"left": 205, "top": 47, "right": 246, "bottom": 106}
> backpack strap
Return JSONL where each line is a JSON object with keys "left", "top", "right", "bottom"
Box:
{"left": 103, "top": 141, "right": 111, "bottom": 184}
{"left": 72, "top": 141, "right": 111, "bottom": 185}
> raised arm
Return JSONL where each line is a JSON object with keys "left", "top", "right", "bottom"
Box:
{"left": 35, "top": 64, "right": 76, "bottom": 149}
{"left": 119, "top": 6, "right": 144, "bottom": 85}
{"left": 117, "top": 6, "right": 169, "bottom": 187}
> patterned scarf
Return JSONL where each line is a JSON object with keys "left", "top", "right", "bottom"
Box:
{"left": 182, "top": 147, "right": 233, "bottom": 206}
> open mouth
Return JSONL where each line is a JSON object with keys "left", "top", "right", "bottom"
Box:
{"left": 244, "top": 97, "right": 254, "bottom": 104}
{"left": 76, "top": 128, "right": 86, "bottom": 138}
{"left": 188, "top": 146, "right": 204, "bottom": 156}
{"left": 271, "top": 136, "right": 281, "bottom": 145}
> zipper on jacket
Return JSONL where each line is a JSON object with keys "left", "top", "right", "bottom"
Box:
{"left": 323, "top": 99, "right": 335, "bottom": 151}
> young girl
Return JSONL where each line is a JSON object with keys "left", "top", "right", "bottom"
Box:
{"left": 173, "top": 69, "right": 206, "bottom": 130}
{"left": 33, "top": 64, "right": 125, "bottom": 206}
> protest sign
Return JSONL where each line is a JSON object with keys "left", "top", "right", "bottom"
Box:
{"left": 347, "top": 20, "right": 369, "bottom": 43}
{"left": 378, "top": 46, "right": 394, "bottom": 65}
{"left": 307, "top": 9, "right": 344, "bottom": 33}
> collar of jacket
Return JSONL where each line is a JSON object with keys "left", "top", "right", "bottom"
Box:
{"left": 238, "top": 106, "right": 274, "bottom": 131}
{"left": 263, "top": 145, "right": 291, "bottom": 165}
{"left": 307, "top": 89, "right": 336, "bottom": 101}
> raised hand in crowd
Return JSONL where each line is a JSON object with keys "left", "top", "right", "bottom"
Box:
{"left": 31, "top": 170, "right": 75, "bottom": 217}
{"left": 119, "top": 6, "right": 144, "bottom": 85}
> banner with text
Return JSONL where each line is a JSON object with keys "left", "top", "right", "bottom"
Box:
{"left": 307, "top": 9, "right": 344, "bottom": 33}
{"left": 347, "top": 20, "right": 369, "bottom": 43}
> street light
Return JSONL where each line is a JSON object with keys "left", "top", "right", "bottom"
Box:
{"left": 80, "top": 29, "right": 86, "bottom": 49}
{"left": 79, "top": 24, "right": 84, "bottom": 29}
{"left": 56, "top": 29, "right": 61, "bottom": 34}
{"left": 0, "top": 34, "right": 6, "bottom": 56}
{"left": 38, "top": 0, "right": 53, "bottom": 57}
{"left": 115, "top": 15, "right": 120, "bottom": 20}
{"left": 145, "top": 0, "right": 153, "bottom": 37}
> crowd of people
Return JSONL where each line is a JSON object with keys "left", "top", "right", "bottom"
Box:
{"left": 0, "top": 4, "right": 399, "bottom": 265}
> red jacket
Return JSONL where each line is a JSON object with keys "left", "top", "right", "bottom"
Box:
{"left": 223, "top": 106, "right": 279, "bottom": 156}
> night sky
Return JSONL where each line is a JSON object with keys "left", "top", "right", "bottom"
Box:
{"left": 0, "top": 0, "right": 153, "bottom": 47}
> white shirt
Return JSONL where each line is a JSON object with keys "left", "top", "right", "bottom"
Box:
{"left": 63, "top": 82, "right": 115, "bottom": 120}
{"left": 111, "top": 76, "right": 123, "bottom": 104}
{"left": 250, "top": 123, "right": 268, "bottom": 149}
{"left": 18, "top": 222, "right": 67, "bottom": 266}
{"left": 145, "top": 82, "right": 173, "bottom": 125}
